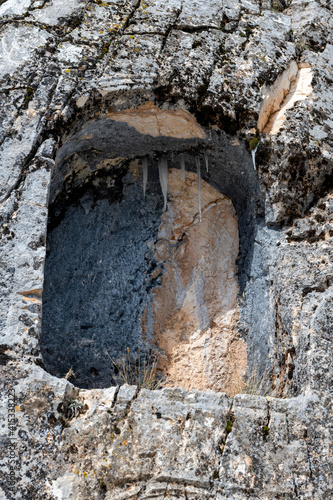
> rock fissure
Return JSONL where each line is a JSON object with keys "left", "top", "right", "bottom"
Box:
{"left": 110, "top": 384, "right": 120, "bottom": 410}
{"left": 306, "top": 442, "right": 314, "bottom": 482}
{"left": 285, "top": 409, "right": 291, "bottom": 445}
{"left": 258, "top": 60, "right": 313, "bottom": 135}
{"left": 159, "top": 6, "right": 182, "bottom": 53}
{"left": 0, "top": 81, "right": 59, "bottom": 204}
{"left": 122, "top": 0, "right": 143, "bottom": 32}
{"left": 218, "top": 397, "right": 234, "bottom": 456}
{"left": 264, "top": 398, "right": 271, "bottom": 442}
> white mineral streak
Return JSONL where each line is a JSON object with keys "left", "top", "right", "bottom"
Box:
{"left": 196, "top": 157, "right": 202, "bottom": 221}
{"left": 205, "top": 154, "right": 209, "bottom": 172}
{"left": 158, "top": 157, "right": 168, "bottom": 211}
{"left": 251, "top": 142, "right": 260, "bottom": 170}
{"left": 251, "top": 149, "right": 256, "bottom": 170}
{"left": 180, "top": 155, "right": 186, "bottom": 184}
{"left": 142, "top": 157, "right": 148, "bottom": 199}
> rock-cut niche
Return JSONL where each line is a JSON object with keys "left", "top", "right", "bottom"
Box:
{"left": 41, "top": 104, "right": 257, "bottom": 391}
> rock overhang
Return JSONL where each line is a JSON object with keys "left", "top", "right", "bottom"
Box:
{"left": 48, "top": 103, "right": 260, "bottom": 291}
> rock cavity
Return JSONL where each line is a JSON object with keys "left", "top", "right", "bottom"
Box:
{"left": 41, "top": 166, "right": 164, "bottom": 389}
{"left": 258, "top": 61, "right": 313, "bottom": 134}
{"left": 42, "top": 163, "right": 244, "bottom": 393}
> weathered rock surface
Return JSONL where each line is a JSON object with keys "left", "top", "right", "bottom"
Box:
{"left": 0, "top": 0, "right": 332, "bottom": 498}
{"left": 150, "top": 169, "right": 245, "bottom": 392}
{"left": 41, "top": 165, "right": 164, "bottom": 389}
{"left": 106, "top": 103, "right": 206, "bottom": 139}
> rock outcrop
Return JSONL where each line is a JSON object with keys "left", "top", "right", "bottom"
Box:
{"left": 0, "top": 0, "right": 332, "bottom": 498}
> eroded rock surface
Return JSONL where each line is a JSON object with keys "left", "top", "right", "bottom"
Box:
{"left": 41, "top": 167, "right": 164, "bottom": 389}
{"left": 0, "top": 0, "right": 332, "bottom": 498}
{"left": 258, "top": 61, "right": 313, "bottom": 135}
{"left": 41, "top": 162, "right": 244, "bottom": 393}
{"left": 149, "top": 169, "right": 245, "bottom": 393}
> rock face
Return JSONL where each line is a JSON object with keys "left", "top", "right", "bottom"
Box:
{"left": 41, "top": 166, "right": 164, "bottom": 389}
{"left": 41, "top": 164, "right": 242, "bottom": 392}
{"left": 106, "top": 103, "right": 206, "bottom": 139}
{"left": 0, "top": 0, "right": 332, "bottom": 499}
{"left": 150, "top": 169, "right": 244, "bottom": 393}
{"left": 258, "top": 61, "right": 313, "bottom": 135}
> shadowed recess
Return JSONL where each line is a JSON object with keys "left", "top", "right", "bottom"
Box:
{"left": 41, "top": 112, "right": 266, "bottom": 390}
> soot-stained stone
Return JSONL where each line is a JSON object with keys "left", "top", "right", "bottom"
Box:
{"left": 42, "top": 131, "right": 268, "bottom": 389}
{"left": 41, "top": 169, "right": 164, "bottom": 389}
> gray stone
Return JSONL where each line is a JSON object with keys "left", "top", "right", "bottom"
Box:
{"left": 0, "top": 0, "right": 332, "bottom": 498}
{"left": 0, "top": 25, "right": 51, "bottom": 79}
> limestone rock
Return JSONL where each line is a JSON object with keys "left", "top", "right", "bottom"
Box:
{"left": 148, "top": 169, "right": 245, "bottom": 393}
{"left": 0, "top": 0, "right": 332, "bottom": 498}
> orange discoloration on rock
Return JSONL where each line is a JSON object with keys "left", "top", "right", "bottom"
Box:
{"left": 17, "top": 289, "right": 43, "bottom": 302}
{"left": 79, "top": 134, "right": 93, "bottom": 140}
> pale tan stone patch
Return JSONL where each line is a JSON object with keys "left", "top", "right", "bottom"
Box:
{"left": 258, "top": 61, "right": 313, "bottom": 135}
{"left": 76, "top": 95, "right": 89, "bottom": 108}
{"left": 106, "top": 102, "right": 206, "bottom": 139}
{"left": 144, "top": 169, "right": 247, "bottom": 393}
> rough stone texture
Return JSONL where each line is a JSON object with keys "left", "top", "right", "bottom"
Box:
{"left": 258, "top": 61, "right": 313, "bottom": 134}
{"left": 106, "top": 103, "right": 206, "bottom": 139}
{"left": 42, "top": 161, "right": 243, "bottom": 392}
{"left": 0, "top": 0, "right": 332, "bottom": 498}
{"left": 41, "top": 166, "right": 164, "bottom": 389}
{"left": 150, "top": 169, "right": 244, "bottom": 392}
